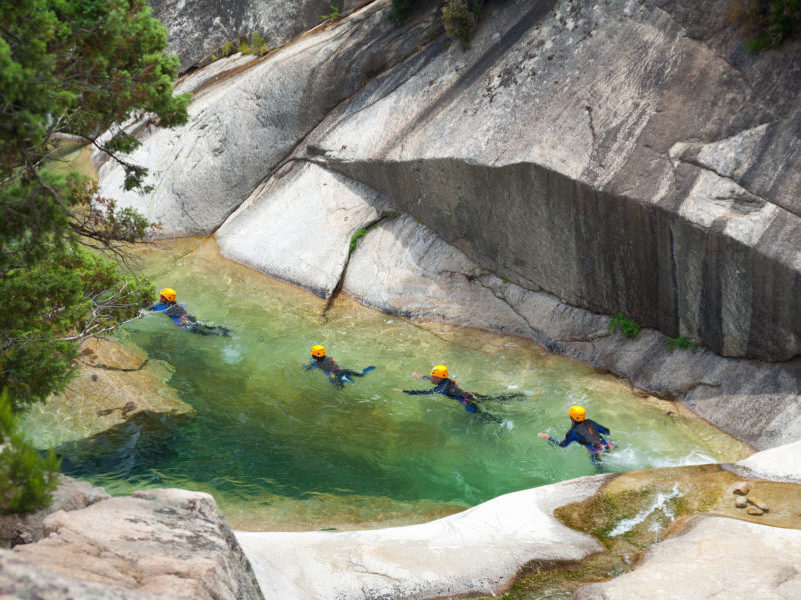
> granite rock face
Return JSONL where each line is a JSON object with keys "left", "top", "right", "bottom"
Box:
{"left": 236, "top": 475, "right": 609, "bottom": 600}
{"left": 575, "top": 515, "right": 801, "bottom": 600}
{"left": 150, "top": 0, "right": 366, "bottom": 72}
{"left": 3, "top": 486, "right": 263, "bottom": 600}
{"left": 107, "top": 0, "right": 801, "bottom": 359}
{"left": 99, "top": 1, "right": 801, "bottom": 442}
{"left": 98, "top": 2, "right": 440, "bottom": 237}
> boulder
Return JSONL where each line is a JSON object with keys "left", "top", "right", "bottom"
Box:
{"left": 576, "top": 516, "right": 801, "bottom": 599}
{"left": 0, "top": 477, "right": 108, "bottom": 549}
{"left": 9, "top": 488, "right": 263, "bottom": 600}
{"left": 236, "top": 474, "right": 610, "bottom": 600}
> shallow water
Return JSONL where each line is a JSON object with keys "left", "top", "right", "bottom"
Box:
{"left": 54, "top": 239, "right": 750, "bottom": 530}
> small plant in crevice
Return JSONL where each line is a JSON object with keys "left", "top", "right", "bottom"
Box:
{"left": 666, "top": 336, "right": 698, "bottom": 351}
{"left": 348, "top": 212, "right": 398, "bottom": 256}
{"left": 608, "top": 313, "right": 641, "bottom": 339}
{"left": 443, "top": 0, "right": 484, "bottom": 49}
{"left": 322, "top": 4, "right": 342, "bottom": 22}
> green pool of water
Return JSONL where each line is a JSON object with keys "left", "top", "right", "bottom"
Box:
{"left": 55, "top": 239, "right": 750, "bottom": 530}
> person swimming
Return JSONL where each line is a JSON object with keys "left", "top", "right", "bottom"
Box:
{"left": 395, "top": 365, "right": 516, "bottom": 422}
{"left": 149, "top": 288, "right": 232, "bottom": 336}
{"left": 305, "top": 345, "right": 375, "bottom": 389}
{"left": 538, "top": 405, "right": 613, "bottom": 467}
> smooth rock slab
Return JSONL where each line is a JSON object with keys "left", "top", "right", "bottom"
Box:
{"left": 726, "top": 439, "right": 801, "bottom": 483}
{"left": 12, "top": 488, "right": 263, "bottom": 600}
{"left": 236, "top": 475, "right": 609, "bottom": 600}
{"left": 576, "top": 515, "right": 801, "bottom": 600}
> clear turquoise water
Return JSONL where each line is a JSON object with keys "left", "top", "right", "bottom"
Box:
{"left": 55, "top": 239, "right": 749, "bottom": 530}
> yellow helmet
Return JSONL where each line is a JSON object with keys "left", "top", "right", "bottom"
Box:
{"left": 311, "top": 345, "right": 326, "bottom": 358}
{"left": 160, "top": 288, "right": 177, "bottom": 302}
{"left": 568, "top": 405, "right": 586, "bottom": 422}
{"left": 431, "top": 365, "right": 449, "bottom": 379}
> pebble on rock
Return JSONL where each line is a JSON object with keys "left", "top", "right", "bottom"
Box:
{"left": 746, "top": 506, "right": 764, "bottom": 516}
{"left": 747, "top": 496, "right": 769, "bottom": 512}
{"left": 735, "top": 496, "right": 748, "bottom": 508}
{"left": 732, "top": 482, "right": 751, "bottom": 496}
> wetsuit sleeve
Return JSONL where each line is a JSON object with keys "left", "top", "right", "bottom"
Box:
{"left": 595, "top": 422, "right": 610, "bottom": 436}
{"left": 549, "top": 430, "right": 580, "bottom": 448}
{"left": 304, "top": 361, "right": 318, "bottom": 371}
{"left": 402, "top": 388, "right": 438, "bottom": 395}
{"left": 149, "top": 304, "right": 168, "bottom": 312}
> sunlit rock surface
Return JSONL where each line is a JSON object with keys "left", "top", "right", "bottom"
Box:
{"left": 19, "top": 337, "right": 193, "bottom": 450}
{"left": 575, "top": 515, "right": 801, "bottom": 600}
{"left": 98, "top": 1, "right": 801, "bottom": 442}
{"left": 727, "top": 439, "right": 801, "bottom": 483}
{"left": 4, "top": 487, "right": 262, "bottom": 600}
{"left": 0, "top": 477, "right": 108, "bottom": 549}
{"left": 236, "top": 475, "right": 609, "bottom": 600}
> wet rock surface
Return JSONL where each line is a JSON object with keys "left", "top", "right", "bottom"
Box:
{"left": 2, "top": 486, "right": 263, "bottom": 600}
{"left": 575, "top": 516, "right": 801, "bottom": 600}
{"left": 19, "top": 337, "right": 193, "bottom": 450}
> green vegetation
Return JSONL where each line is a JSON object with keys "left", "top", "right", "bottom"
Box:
{"left": 608, "top": 314, "right": 641, "bottom": 339}
{"left": 349, "top": 213, "right": 397, "bottom": 256}
{"left": 322, "top": 4, "right": 342, "bottom": 22}
{"left": 0, "top": 391, "right": 61, "bottom": 514}
{"left": 1, "top": 0, "right": 189, "bottom": 412}
{"left": 666, "top": 336, "right": 698, "bottom": 350}
{"left": 729, "top": 0, "right": 801, "bottom": 50}
{"left": 213, "top": 33, "right": 270, "bottom": 61}
{"left": 388, "top": 0, "right": 422, "bottom": 25}
{"left": 443, "top": 0, "right": 484, "bottom": 49}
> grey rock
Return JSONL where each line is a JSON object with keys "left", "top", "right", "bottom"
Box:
{"left": 726, "top": 440, "right": 801, "bottom": 482}
{"left": 735, "top": 495, "right": 747, "bottom": 508}
{"left": 11, "top": 488, "right": 263, "bottom": 600}
{"left": 150, "top": 0, "right": 368, "bottom": 72}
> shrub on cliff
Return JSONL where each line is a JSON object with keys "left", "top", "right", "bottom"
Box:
{"left": 443, "top": 0, "right": 484, "bottom": 49}
{"left": 0, "top": 391, "right": 61, "bottom": 514}
{"left": 0, "top": 0, "right": 189, "bottom": 410}
{"left": 729, "top": 0, "right": 801, "bottom": 49}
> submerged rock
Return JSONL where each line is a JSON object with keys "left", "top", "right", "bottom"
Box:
{"left": 19, "top": 337, "right": 193, "bottom": 451}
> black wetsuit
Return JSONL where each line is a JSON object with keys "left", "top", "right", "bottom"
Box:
{"left": 548, "top": 419, "right": 613, "bottom": 465}
{"left": 306, "top": 356, "right": 368, "bottom": 389}
{"left": 149, "top": 301, "right": 232, "bottom": 336}
{"left": 402, "top": 377, "right": 482, "bottom": 413}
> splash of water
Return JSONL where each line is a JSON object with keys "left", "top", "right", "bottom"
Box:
{"left": 609, "top": 483, "right": 683, "bottom": 537}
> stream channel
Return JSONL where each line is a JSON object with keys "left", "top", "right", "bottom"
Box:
{"left": 47, "top": 238, "right": 750, "bottom": 531}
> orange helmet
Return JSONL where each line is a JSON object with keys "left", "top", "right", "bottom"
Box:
{"left": 160, "top": 288, "right": 177, "bottom": 302}
{"left": 311, "top": 345, "right": 326, "bottom": 358}
{"left": 430, "top": 365, "right": 449, "bottom": 379}
{"left": 568, "top": 405, "right": 586, "bottom": 422}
